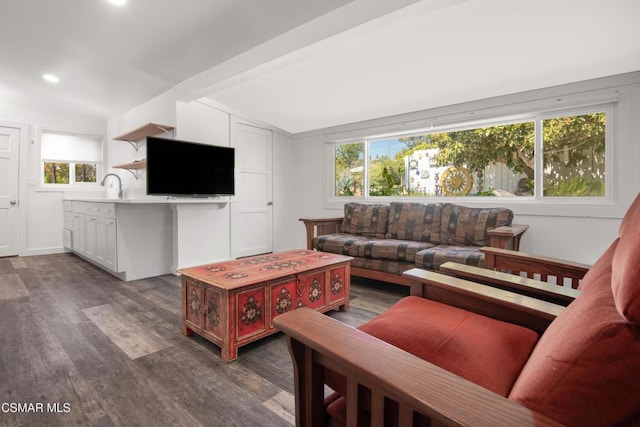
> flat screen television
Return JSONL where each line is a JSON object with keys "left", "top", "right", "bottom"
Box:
{"left": 146, "top": 136, "right": 235, "bottom": 197}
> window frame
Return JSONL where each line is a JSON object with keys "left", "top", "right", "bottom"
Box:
{"left": 327, "top": 102, "right": 615, "bottom": 207}
{"left": 38, "top": 128, "right": 105, "bottom": 191}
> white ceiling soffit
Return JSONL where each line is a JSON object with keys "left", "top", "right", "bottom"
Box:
{"left": 205, "top": 0, "right": 640, "bottom": 134}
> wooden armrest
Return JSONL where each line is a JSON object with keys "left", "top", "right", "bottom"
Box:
{"left": 299, "top": 217, "right": 343, "bottom": 250}
{"left": 487, "top": 224, "right": 529, "bottom": 251}
{"left": 403, "top": 268, "right": 564, "bottom": 333}
{"left": 481, "top": 247, "right": 591, "bottom": 289}
{"left": 439, "top": 261, "right": 581, "bottom": 305}
{"left": 274, "top": 308, "right": 562, "bottom": 427}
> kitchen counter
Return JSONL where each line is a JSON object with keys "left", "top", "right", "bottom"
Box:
{"left": 63, "top": 196, "right": 231, "bottom": 204}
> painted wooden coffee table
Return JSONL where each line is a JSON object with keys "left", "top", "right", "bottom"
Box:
{"left": 179, "top": 249, "right": 352, "bottom": 362}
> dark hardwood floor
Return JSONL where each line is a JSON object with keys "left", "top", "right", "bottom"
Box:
{"left": 0, "top": 253, "right": 407, "bottom": 427}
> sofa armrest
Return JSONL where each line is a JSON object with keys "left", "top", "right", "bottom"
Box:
{"left": 274, "top": 308, "right": 562, "bottom": 427}
{"left": 299, "top": 217, "right": 343, "bottom": 250}
{"left": 439, "top": 261, "right": 581, "bottom": 305}
{"left": 481, "top": 246, "right": 591, "bottom": 289}
{"left": 487, "top": 224, "right": 529, "bottom": 250}
{"left": 403, "top": 268, "right": 563, "bottom": 334}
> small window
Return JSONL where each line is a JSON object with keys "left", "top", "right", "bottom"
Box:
{"left": 41, "top": 131, "right": 103, "bottom": 186}
{"left": 335, "top": 142, "right": 364, "bottom": 196}
{"left": 542, "top": 112, "right": 606, "bottom": 197}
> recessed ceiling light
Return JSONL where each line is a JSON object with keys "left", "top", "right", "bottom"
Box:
{"left": 108, "top": 0, "right": 127, "bottom": 6}
{"left": 43, "top": 74, "right": 59, "bottom": 83}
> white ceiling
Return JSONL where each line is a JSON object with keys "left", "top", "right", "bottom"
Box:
{"left": 0, "top": 0, "right": 355, "bottom": 118}
{"left": 1, "top": 0, "right": 639, "bottom": 134}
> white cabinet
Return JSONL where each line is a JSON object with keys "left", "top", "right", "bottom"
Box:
{"left": 65, "top": 201, "right": 119, "bottom": 273}
{"left": 63, "top": 199, "right": 173, "bottom": 281}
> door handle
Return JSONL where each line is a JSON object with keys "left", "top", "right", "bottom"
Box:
{"left": 267, "top": 201, "right": 273, "bottom": 206}
{"left": 9, "top": 200, "right": 17, "bottom": 206}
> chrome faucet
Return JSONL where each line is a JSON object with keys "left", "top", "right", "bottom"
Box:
{"left": 101, "top": 173, "right": 123, "bottom": 199}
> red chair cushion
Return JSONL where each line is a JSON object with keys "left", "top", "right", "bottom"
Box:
{"left": 327, "top": 296, "right": 538, "bottom": 397}
{"left": 612, "top": 193, "right": 640, "bottom": 326}
{"left": 509, "top": 240, "right": 640, "bottom": 426}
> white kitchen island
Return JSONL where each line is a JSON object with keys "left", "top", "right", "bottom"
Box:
{"left": 63, "top": 197, "right": 230, "bottom": 281}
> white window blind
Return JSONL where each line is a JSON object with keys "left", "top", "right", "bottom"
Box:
{"left": 41, "top": 132, "right": 102, "bottom": 162}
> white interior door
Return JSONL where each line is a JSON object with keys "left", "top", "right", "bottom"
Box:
{"left": 0, "top": 124, "right": 20, "bottom": 257}
{"left": 230, "top": 121, "right": 273, "bottom": 258}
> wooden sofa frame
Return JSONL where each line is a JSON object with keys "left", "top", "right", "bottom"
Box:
{"left": 300, "top": 217, "right": 529, "bottom": 286}
{"left": 274, "top": 248, "right": 590, "bottom": 427}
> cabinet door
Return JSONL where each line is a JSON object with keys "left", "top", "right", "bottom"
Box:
{"left": 104, "top": 219, "right": 118, "bottom": 271}
{"left": 72, "top": 213, "right": 85, "bottom": 254}
{"left": 95, "top": 218, "right": 107, "bottom": 266}
{"left": 95, "top": 217, "right": 117, "bottom": 271}
{"left": 84, "top": 215, "right": 97, "bottom": 260}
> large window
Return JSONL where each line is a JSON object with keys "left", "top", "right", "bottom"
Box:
{"left": 41, "top": 131, "right": 103, "bottom": 187}
{"left": 333, "top": 106, "right": 609, "bottom": 199}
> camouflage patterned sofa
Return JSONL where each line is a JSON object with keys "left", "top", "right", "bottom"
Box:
{"left": 301, "top": 202, "right": 527, "bottom": 286}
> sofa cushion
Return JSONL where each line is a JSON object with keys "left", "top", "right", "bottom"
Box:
{"left": 328, "top": 296, "right": 539, "bottom": 397}
{"left": 354, "top": 239, "right": 435, "bottom": 263}
{"left": 350, "top": 257, "right": 416, "bottom": 276}
{"left": 385, "top": 202, "right": 442, "bottom": 243}
{"left": 440, "top": 203, "right": 513, "bottom": 246}
{"left": 317, "top": 234, "right": 435, "bottom": 263}
{"left": 341, "top": 203, "right": 390, "bottom": 238}
{"left": 508, "top": 243, "right": 640, "bottom": 426}
{"left": 314, "top": 233, "right": 372, "bottom": 257}
{"left": 415, "top": 245, "right": 484, "bottom": 270}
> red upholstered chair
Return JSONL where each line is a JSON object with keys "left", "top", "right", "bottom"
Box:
{"left": 274, "top": 193, "right": 640, "bottom": 427}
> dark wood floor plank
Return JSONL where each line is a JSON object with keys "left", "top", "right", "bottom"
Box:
{"left": 0, "top": 257, "right": 15, "bottom": 274}
{"left": 83, "top": 303, "right": 173, "bottom": 360}
{"left": 132, "top": 344, "right": 291, "bottom": 426}
{"left": 0, "top": 273, "right": 30, "bottom": 299}
{"left": 0, "top": 297, "right": 109, "bottom": 426}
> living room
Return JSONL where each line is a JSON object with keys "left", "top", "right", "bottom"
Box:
{"left": 1, "top": 0, "right": 639, "bottom": 425}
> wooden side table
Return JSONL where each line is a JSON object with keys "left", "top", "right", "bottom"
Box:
{"left": 488, "top": 224, "right": 529, "bottom": 251}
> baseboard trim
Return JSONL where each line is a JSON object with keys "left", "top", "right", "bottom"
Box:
{"left": 19, "top": 247, "right": 67, "bottom": 257}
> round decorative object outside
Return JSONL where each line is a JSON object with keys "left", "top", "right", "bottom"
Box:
{"left": 439, "top": 166, "right": 473, "bottom": 196}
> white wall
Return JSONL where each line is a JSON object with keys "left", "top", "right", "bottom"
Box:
{"left": 173, "top": 100, "right": 232, "bottom": 265}
{"left": 273, "top": 130, "right": 297, "bottom": 252}
{"left": 174, "top": 99, "right": 299, "bottom": 260}
{"left": 291, "top": 73, "right": 640, "bottom": 265}
{"left": 0, "top": 100, "right": 107, "bottom": 256}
